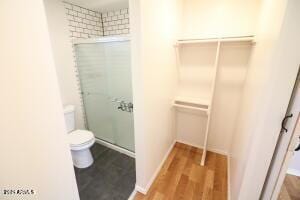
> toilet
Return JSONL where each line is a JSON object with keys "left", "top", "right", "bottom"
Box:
{"left": 64, "top": 105, "right": 95, "bottom": 168}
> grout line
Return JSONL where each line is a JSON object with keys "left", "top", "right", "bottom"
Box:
{"left": 100, "top": 13, "right": 105, "bottom": 36}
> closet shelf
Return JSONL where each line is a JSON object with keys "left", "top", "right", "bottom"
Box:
{"left": 176, "top": 35, "right": 255, "bottom": 44}
{"left": 173, "top": 96, "right": 210, "bottom": 113}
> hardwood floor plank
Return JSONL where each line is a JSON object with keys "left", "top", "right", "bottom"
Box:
{"left": 278, "top": 184, "right": 292, "bottom": 200}
{"left": 173, "top": 174, "right": 189, "bottom": 200}
{"left": 135, "top": 192, "right": 146, "bottom": 200}
{"left": 135, "top": 142, "right": 228, "bottom": 200}
{"left": 213, "top": 154, "right": 227, "bottom": 200}
{"left": 212, "top": 190, "right": 223, "bottom": 200}
{"left": 184, "top": 180, "right": 197, "bottom": 200}
{"left": 279, "top": 174, "right": 300, "bottom": 200}
{"left": 153, "top": 192, "right": 165, "bottom": 200}
{"left": 206, "top": 152, "right": 217, "bottom": 171}
{"left": 192, "top": 181, "right": 203, "bottom": 200}
{"left": 202, "top": 169, "right": 214, "bottom": 200}
{"left": 285, "top": 174, "right": 300, "bottom": 200}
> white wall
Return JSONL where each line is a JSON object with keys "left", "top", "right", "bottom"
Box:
{"left": 130, "top": 0, "right": 182, "bottom": 192}
{"left": 230, "top": 0, "right": 300, "bottom": 199}
{"left": 176, "top": 42, "right": 252, "bottom": 154}
{"left": 181, "top": 0, "right": 261, "bottom": 38}
{"left": 0, "top": 0, "right": 79, "bottom": 199}
{"left": 175, "top": 0, "right": 260, "bottom": 154}
{"left": 44, "top": 0, "right": 85, "bottom": 129}
{"left": 288, "top": 151, "right": 300, "bottom": 176}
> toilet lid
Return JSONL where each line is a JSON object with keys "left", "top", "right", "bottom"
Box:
{"left": 68, "top": 130, "right": 94, "bottom": 146}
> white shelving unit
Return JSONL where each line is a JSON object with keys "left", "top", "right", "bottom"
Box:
{"left": 173, "top": 35, "right": 254, "bottom": 166}
{"left": 177, "top": 36, "right": 254, "bottom": 44}
{"left": 173, "top": 96, "right": 210, "bottom": 113}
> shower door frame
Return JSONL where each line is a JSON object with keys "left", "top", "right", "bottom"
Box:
{"left": 73, "top": 35, "right": 130, "bottom": 45}
{"left": 73, "top": 35, "right": 135, "bottom": 157}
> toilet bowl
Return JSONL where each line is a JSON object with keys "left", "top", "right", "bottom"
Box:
{"left": 69, "top": 130, "right": 95, "bottom": 168}
{"left": 64, "top": 105, "right": 95, "bottom": 168}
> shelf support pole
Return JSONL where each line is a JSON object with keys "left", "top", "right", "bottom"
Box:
{"left": 201, "top": 40, "right": 221, "bottom": 166}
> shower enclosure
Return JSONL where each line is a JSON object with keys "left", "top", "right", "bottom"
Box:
{"left": 74, "top": 37, "right": 134, "bottom": 152}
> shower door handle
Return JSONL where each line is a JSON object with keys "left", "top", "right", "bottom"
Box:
{"left": 127, "top": 103, "right": 133, "bottom": 113}
{"left": 118, "top": 101, "right": 126, "bottom": 111}
{"left": 117, "top": 101, "right": 133, "bottom": 113}
{"left": 281, "top": 113, "right": 293, "bottom": 133}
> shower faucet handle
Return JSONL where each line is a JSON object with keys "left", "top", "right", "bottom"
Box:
{"left": 127, "top": 102, "right": 133, "bottom": 112}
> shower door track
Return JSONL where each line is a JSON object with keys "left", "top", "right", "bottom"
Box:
{"left": 95, "top": 137, "right": 135, "bottom": 158}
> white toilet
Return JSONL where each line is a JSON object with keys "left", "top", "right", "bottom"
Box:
{"left": 64, "top": 105, "right": 95, "bottom": 168}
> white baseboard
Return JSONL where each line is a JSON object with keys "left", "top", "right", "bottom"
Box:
{"left": 135, "top": 140, "right": 176, "bottom": 195}
{"left": 127, "top": 189, "right": 137, "bottom": 200}
{"left": 176, "top": 139, "right": 228, "bottom": 156}
{"left": 287, "top": 168, "right": 300, "bottom": 176}
{"left": 95, "top": 138, "right": 135, "bottom": 158}
{"left": 135, "top": 185, "right": 147, "bottom": 194}
{"left": 227, "top": 155, "right": 231, "bottom": 200}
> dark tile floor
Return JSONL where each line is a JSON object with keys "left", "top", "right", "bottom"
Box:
{"left": 74, "top": 143, "right": 136, "bottom": 200}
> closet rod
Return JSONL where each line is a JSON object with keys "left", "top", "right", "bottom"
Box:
{"left": 177, "top": 35, "right": 254, "bottom": 44}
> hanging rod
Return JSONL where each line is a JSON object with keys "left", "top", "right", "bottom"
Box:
{"left": 176, "top": 35, "right": 255, "bottom": 44}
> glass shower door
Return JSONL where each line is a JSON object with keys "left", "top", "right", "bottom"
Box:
{"left": 75, "top": 40, "right": 134, "bottom": 152}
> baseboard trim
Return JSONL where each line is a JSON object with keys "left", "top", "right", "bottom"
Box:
{"left": 127, "top": 189, "right": 137, "bottom": 200}
{"left": 135, "top": 185, "right": 147, "bottom": 194}
{"left": 176, "top": 139, "right": 228, "bottom": 156}
{"left": 95, "top": 138, "right": 135, "bottom": 158}
{"left": 287, "top": 168, "right": 300, "bottom": 176}
{"left": 227, "top": 155, "right": 231, "bottom": 200}
{"left": 135, "top": 140, "right": 176, "bottom": 195}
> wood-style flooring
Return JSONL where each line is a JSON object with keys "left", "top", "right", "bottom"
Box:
{"left": 135, "top": 142, "right": 228, "bottom": 200}
{"left": 279, "top": 174, "right": 300, "bottom": 200}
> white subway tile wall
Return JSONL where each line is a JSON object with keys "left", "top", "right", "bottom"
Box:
{"left": 102, "top": 8, "right": 130, "bottom": 36}
{"left": 63, "top": 2, "right": 130, "bottom": 38}
{"left": 63, "top": 2, "right": 103, "bottom": 39}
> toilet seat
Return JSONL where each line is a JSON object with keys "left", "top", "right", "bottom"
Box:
{"left": 68, "top": 130, "right": 95, "bottom": 151}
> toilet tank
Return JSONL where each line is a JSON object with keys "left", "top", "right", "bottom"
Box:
{"left": 63, "top": 105, "right": 75, "bottom": 133}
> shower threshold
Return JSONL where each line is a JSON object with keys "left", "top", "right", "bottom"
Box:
{"left": 95, "top": 138, "right": 135, "bottom": 158}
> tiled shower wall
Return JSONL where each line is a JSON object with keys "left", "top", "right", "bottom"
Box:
{"left": 63, "top": 2, "right": 103, "bottom": 38}
{"left": 63, "top": 1, "right": 130, "bottom": 38}
{"left": 102, "top": 9, "right": 130, "bottom": 36}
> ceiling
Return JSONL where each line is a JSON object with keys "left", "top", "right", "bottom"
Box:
{"left": 65, "top": 0, "right": 128, "bottom": 12}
